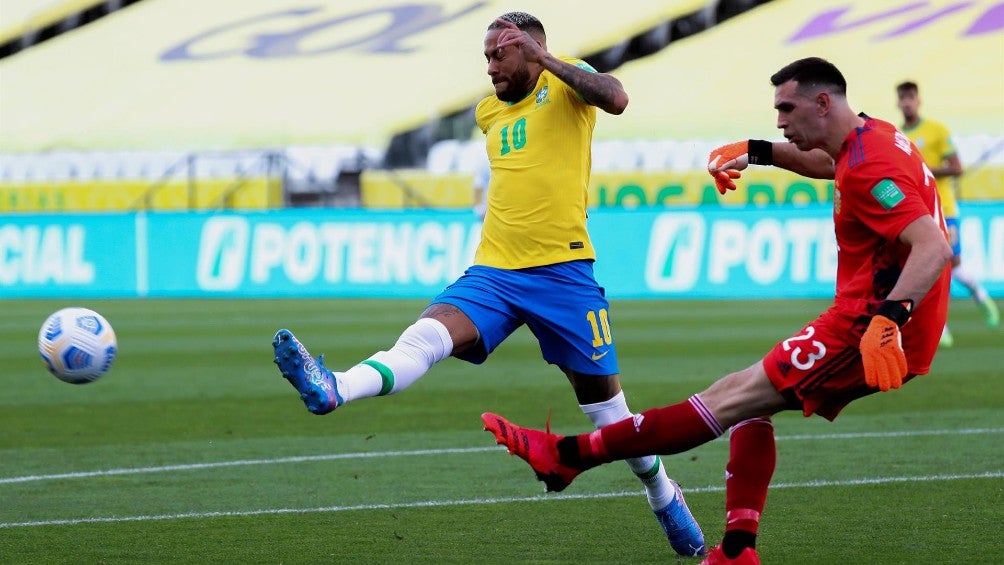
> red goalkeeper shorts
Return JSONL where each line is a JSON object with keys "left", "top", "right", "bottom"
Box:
{"left": 762, "top": 305, "right": 917, "bottom": 421}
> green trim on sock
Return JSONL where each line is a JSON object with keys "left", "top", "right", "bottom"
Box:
{"left": 360, "top": 359, "right": 394, "bottom": 396}
{"left": 636, "top": 457, "right": 662, "bottom": 481}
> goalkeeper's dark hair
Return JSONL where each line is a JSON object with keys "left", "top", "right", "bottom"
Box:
{"left": 771, "top": 57, "right": 847, "bottom": 97}
{"left": 489, "top": 11, "right": 546, "bottom": 39}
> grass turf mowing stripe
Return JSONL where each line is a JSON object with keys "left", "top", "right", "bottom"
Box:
{"left": 2, "top": 427, "right": 999, "bottom": 485}
{"left": 1, "top": 471, "right": 999, "bottom": 529}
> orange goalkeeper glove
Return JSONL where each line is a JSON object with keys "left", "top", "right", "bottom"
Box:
{"left": 707, "top": 140, "right": 773, "bottom": 195}
{"left": 710, "top": 168, "right": 742, "bottom": 194}
{"left": 860, "top": 300, "right": 913, "bottom": 392}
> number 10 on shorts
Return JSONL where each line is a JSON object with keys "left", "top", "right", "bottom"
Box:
{"left": 587, "top": 309, "right": 612, "bottom": 347}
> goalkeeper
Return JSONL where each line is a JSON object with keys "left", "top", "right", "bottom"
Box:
{"left": 482, "top": 57, "right": 953, "bottom": 565}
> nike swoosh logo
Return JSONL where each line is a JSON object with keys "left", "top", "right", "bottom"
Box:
{"left": 591, "top": 351, "right": 609, "bottom": 361}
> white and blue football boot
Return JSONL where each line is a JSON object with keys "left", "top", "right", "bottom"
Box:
{"left": 654, "top": 480, "right": 706, "bottom": 556}
{"left": 272, "top": 329, "right": 343, "bottom": 415}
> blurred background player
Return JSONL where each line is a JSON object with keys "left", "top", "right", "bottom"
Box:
{"left": 483, "top": 57, "right": 953, "bottom": 565}
{"left": 472, "top": 149, "right": 490, "bottom": 220}
{"left": 271, "top": 11, "right": 705, "bottom": 557}
{"left": 896, "top": 80, "right": 999, "bottom": 346}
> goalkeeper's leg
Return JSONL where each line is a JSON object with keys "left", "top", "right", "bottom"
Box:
{"left": 719, "top": 418, "right": 775, "bottom": 560}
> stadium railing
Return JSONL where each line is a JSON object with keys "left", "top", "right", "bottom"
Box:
{"left": 0, "top": 146, "right": 380, "bottom": 212}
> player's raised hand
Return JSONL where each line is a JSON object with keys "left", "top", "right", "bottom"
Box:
{"left": 708, "top": 139, "right": 776, "bottom": 195}
{"left": 707, "top": 141, "right": 748, "bottom": 195}
{"left": 492, "top": 18, "right": 546, "bottom": 63}
{"left": 708, "top": 141, "right": 751, "bottom": 173}
{"left": 710, "top": 168, "right": 742, "bottom": 194}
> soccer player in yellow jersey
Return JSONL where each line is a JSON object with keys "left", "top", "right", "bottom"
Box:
{"left": 896, "top": 81, "right": 1000, "bottom": 344}
{"left": 272, "top": 12, "right": 705, "bottom": 557}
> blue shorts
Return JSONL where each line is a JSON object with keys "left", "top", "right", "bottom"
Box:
{"left": 430, "top": 260, "right": 619, "bottom": 376}
{"left": 944, "top": 217, "right": 961, "bottom": 257}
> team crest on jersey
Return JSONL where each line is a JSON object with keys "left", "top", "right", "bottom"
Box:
{"left": 535, "top": 86, "right": 549, "bottom": 105}
{"left": 834, "top": 188, "right": 842, "bottom": 215}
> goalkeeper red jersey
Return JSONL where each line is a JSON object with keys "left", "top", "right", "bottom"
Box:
{"left": 832, "top": 115, "right": 950, "bottom": 375}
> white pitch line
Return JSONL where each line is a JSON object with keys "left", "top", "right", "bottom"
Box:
{"left": 0, "top": 471, "right": 1000, "bottom": 529}
{"left": 1, "top": 427, "right": 1000, "bottom": 486}
{"left": 0, "top": 447, "right": 497, "bottom": 485}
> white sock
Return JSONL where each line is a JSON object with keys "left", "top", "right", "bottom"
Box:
{"left": 337, "top": 318, "right": 453, "bottom": 403}
{"left": 580, "top": 390, "right": 676, "bottom": 511}
{"left": 952, "top": 265, "right": 990, "bottom": 303}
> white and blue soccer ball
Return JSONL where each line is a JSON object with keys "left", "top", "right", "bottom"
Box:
{"left": 38, "top": 307, "right": 118, "bottom": 384}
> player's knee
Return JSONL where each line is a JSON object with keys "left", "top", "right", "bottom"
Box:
{"left": 567, "top": 370, "right": 621, "bottom": 405}
{"left": 700, "top": 366, "right": 783, "bottom": 427}
{"left": 395, "top": 318, "right": 454, "bottom": 364}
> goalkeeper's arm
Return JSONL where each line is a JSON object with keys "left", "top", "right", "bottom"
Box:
{"left": 771, "top": 143, "right": 836, "bottom": 179}
{"left": 709, "top": 141, "right": 836, "bottom": 179}
{"left": 859, "top": 214, "right": 953, "bottom": 390}
{"left": 881, "top": 215, "right": 954, "bottom": 309}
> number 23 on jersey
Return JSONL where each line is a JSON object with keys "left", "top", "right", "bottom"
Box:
{"left": 782, "top": 325, "right": 827, "bottom": 370}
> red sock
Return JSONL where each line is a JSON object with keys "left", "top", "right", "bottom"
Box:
{"left": 724, "top": 418, "right": 776, "bottom": 535}
{"left": 578, "top": 395, "right": 725, "bottom": 464}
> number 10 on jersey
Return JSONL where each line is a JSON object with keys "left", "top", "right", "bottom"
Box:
{"left": 499, "top": 118, "right": 527, "bottom": 155}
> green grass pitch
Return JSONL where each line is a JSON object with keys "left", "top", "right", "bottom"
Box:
{"left": 0, "top": 298, "right": 1001, "bottom": 564}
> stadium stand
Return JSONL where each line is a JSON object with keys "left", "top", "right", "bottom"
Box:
{"left": 0, "top": 0, "right": 1001, "bottom": 211}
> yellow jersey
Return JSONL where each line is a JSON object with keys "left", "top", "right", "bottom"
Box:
{"left": 474, "top": 57, "right": 597, "bottom": 269}
{"left": 901, "top": 118, "right": 959, "bottom": 217}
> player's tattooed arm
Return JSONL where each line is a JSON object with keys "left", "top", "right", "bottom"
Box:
{"left": 541, "top": 54, "right": 629, "bottom": 115}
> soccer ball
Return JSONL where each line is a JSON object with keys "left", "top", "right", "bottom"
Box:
{"left": 38, "top": 307, "right": 118, "bottom": 384}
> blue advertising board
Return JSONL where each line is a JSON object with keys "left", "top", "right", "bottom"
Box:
{"left": 2, "top": 204, "right": 1002, "bottom": 299}
{"left": 0, "top": 214, "right": 138, "bottom": 297}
